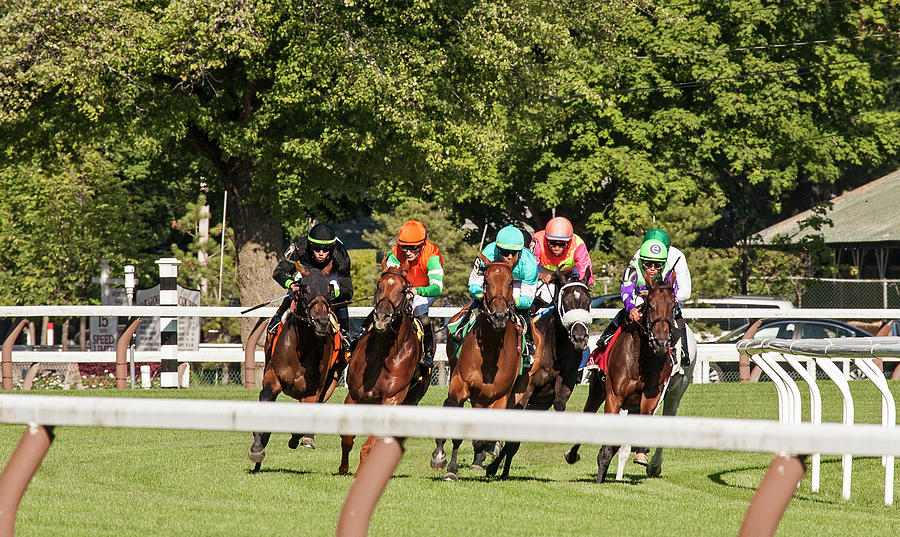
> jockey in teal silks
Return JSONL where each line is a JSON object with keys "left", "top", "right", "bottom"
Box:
{"left": 465, "top": 225, "right": 539, "bottom": 360}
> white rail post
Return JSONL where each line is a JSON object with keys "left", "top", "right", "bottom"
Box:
{"left": 156, "top": 258, "right": 181, "bottom": 388}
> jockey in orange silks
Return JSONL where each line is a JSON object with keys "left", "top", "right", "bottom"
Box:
{"left": 529, "top": 216, "right": 594, "bottom": 311}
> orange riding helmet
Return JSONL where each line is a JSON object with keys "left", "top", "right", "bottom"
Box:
{"left": 545, "top": 216, "right": 574, "bottom": 242}
{"left": 398, "top": 219, "right": 427, "bottom": 247}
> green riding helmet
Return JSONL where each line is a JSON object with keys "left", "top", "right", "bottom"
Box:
{"left": 643, "top": 228, "right": 670, "bottom": 249}
{"left": 639, "top": 238, "right": 668, "bottom": 263}
{"left": 495, "top": 225, "right": 525, "bottom": 250}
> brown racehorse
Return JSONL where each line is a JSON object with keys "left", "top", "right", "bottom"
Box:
{"left": 249, "top": 267, "right": 345, "bottom": 471}
{"left": 485, "top": 268, "right": 592, "bottom": 479}
{"left": 339, "top": 263, "right": 430, "bottom": 475}
{"left": 565, "top": 269, "right": 677, "bottom": 483}
{"left": 430, "top": 254, "right": 522, "bottom": 481}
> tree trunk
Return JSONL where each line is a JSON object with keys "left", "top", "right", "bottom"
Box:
{"left": 226, "top": 168, "right": 284, "bottom": 343}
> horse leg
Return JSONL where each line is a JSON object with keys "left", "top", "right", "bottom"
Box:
{"left": 471, "top": 440, "right": 488, "bottom": 471}
{"left": 432, "top": 393, "right": 463, "bottom": 472}
{"left": 596, "top": 445, "right": 618, "bottom": 484}
{"left": 565, "top": 369, "right": 606, "bottom": 465}
{"left": 339, "top": 394, "right": 357, "bottom": 475}
{"left": 485, "top": 442, "right": 508, "bottom": 477}
{"left": 288, "top": 433, "right": 316, "bottom": 450}
{"left": 249, "top": 372, "right": 281, "bottom": 471}
{"left": 357, "top": 436, "right": 377, "bottom": 473}
{"left": 444, "top": 437, "right": 463, "bottom": 481}
{"left": 486, "top": 441, "right": 519, "bottom": 480}
{"left": 648, "top": 369, "right": 692, "bottom": 477}
{"left": 595, "top": 393, "right": 623, "bottom": 483}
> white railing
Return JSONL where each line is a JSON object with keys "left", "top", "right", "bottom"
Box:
{"left": 737, "top": 337, "right": 900, "bottom": 505}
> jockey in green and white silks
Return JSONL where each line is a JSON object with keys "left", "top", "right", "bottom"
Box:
{"left": 587, "top": 228, "right": 692, "bottom": 370}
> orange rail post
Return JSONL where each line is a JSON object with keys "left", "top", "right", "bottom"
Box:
{"left": 243, "top": 318, "right": 266, "bottom": 389}
{"left": 336, "top": 437, "right": 403, "bottom": 537}
{"left": 0, "top": 424, "right": 54, "bottom": 537}
{"left": 115, "top": 319, "right": 142, "bottom": 390}
{"left": 738, "top": 454, "right": 806, "bottom": 537}
{"left": 2, "top": 320, "right": 28, "bottom": 391}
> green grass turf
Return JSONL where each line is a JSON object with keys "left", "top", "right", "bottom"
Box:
{"left": 1, "top": 381, "right": 899, "bottom": 536}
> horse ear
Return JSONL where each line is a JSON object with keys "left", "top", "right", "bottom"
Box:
{"left": 380, "top": 256, "right": 388, "bottom": 271}
{"left": 581, "top": 267, "right": 592, "bottom": 286}
{"left": 666, "top": 270, "right": 677, "bottom": 287}
{"left": 296, "top": 263, "right": 310, "bottom": 278}
{"left": 478, "top": 252, "right": 491, "bottom": 265}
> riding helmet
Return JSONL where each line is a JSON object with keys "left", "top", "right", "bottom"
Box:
{"left": 398, "top": 219, "right": 427, "bottom": 247}
{"left": 643, "top": 228, "right": 670, "bottom": 249}
{"left": 639, "top": 238, "right": 668, "bottom": 263}
{"left": 307, "top": 223, "right": 337, "bottom": 250}
{"left": 545, "top": 216, "right": 574, "bottom": 242}
{"left": 495, "top": 225, "right": 525, "bottom": 251}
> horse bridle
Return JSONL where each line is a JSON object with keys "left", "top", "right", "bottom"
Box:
{"left": 556, "top": 281, "right": 591, "bottom": 336}
{"left": 637, "top": 284, "right": 677, "bottom": 350}
{"left": 372, "top": 270, "right": 412, "bottom": 328}
{"left": 294, "top": 291, "right": 333, "bottom": 327}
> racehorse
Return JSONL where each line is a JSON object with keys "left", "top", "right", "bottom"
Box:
{"left": 564, "top": 270, "right": 679, "bottom": 483}
{"left": 339, "top": 263, "right": 430, "bottom": 475}
{"left": 485, "top": 268, "right": 592, "bottom": 479}
{"left": 431, "top": 255, "right": 522, "bottom": 481}
{"left": 249, "top": 267, "right": 345, "bottom": 471}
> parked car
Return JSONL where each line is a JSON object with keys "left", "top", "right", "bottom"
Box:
{"left": 686, "top": 295, "right": 794, "bottom": 340}
{"left": 709, "top": 318, "right": 874, "bottom": 382}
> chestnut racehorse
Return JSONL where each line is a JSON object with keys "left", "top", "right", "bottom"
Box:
{"left": 431, "top": 255, "right": 522, "bottom": 481}
{"left": 339, "top": 264, "right": 430, "bottom": 475}
{"left": 565, "top": 270, "right": 678, "bottom": 483}
{"left": 485, "top": 268, "right": 592, "bottom": 479}
{"left": 249, "top": 267, "right": 345, "bottom": 471}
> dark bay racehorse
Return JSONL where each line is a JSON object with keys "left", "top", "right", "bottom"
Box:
{"left": 431, "top": 255, "right": 522, "bottom": 481}
{"left": 339, "top": 263, "right": 430, "bottom": 475}
{"left": 564, "top": 270, "right": 678, "bottom": 483}
{"left": 485, "top": 268, "right": 592, "bottom": 479}
{"left": 249, "top": 267, "right": 345, "bottom": 471}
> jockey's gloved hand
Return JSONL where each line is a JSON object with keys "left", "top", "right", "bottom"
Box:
{"left": 329, "top": 280, "right": 339, "bottom": 297}
{"left": 473, "top": 258, "right": 485, "bottom": 273}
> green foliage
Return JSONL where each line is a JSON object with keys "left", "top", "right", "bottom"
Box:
{"left": 169, "top": 194, "right": 240, "bottom": 342}
{"left": 0, "top": 150, "right": 153, "bottom": 304}
{"left": 362, "top": 199, "right": 479, "bottom": 306}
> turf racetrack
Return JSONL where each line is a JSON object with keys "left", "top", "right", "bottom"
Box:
{"left": 1, "top": 381, "right": 898, "bottom": 537}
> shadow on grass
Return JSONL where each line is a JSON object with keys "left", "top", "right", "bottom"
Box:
{"left": 708, "top": 456, "right": 848, "bottom": 505}
{"left": 247, "top": 467, "right": 311, "bottom": 476}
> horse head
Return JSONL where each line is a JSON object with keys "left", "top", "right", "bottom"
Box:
{"left": 479, "top": 253, "right": 514, "bottom": 331}
{"left": 555, "top": 269, "right": 592, "bottom": 350}
{"left": 372, "top": 266, "right": 411, "bottom": 332}
{"left": 294, "top": 266, "right": 333, "bottom": 337}
{"left": 642, "top": 270, "right": 677, "bottom": 357}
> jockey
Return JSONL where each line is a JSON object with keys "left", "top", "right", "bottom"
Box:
{"left": 268, "top": 223, "right": 353, "bottom": 336}
{"left": 383, "top": 219, "right": 444, "bottom": 369}
{"left": 586, "top": 228, "right": 691, "bottom": 369}
{"left": 466, "top": 225, "right": 539, "bottom": 357}
{"left": 529, "top": 216, "right": 594, "bottom": 310}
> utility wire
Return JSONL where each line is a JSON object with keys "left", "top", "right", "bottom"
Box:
{"left": 603, "top": 52, "right": 900, "bottom": 96}
{"left": 623, "top": 31, "right": 900, "bottom": 60}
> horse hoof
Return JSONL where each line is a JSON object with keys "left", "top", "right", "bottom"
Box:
{"left": 595, "top": 473, "right": 607, "bottom": 484}
{"left": 430, "top": 454, "right": 447, "bottom": 471}
{"left": 633, "top": 452, "right": 649, "bottom": 467}
{"left": 300, "top": 436, "right": 315, "bottom": 449}
{"left": 470, "top": 463, "right": 484, "bottom": 472}
{"left": 564, "top": 449, "right": 580, "bottom": 465}
{"left": 647, "top": 463, "right": 661, "bottom": 478}
{"left": 338, "top": 466, "right": 349, "bottom": 476}
{"left": 249, "top": 449, "right": 265, "bottom": 464}
{"left": 288, "top": 436, "right": 299, "bottom": 449}
{"left": 252, "top": 462, "right": 261, "bottom": 472}
{"left": 485, "top": 464, "right": 498, "bottom": 478}
{"left": 443, "top": 472, "right": 458, "bottom": 482}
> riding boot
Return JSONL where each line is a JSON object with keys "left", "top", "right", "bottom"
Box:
{"left": 416, "top": 314, "right": 435, "bottom": 367}
{"left": 518, "top": 309, "right": 535, "bottom": 369}
{"left": 675, "top": 315, "right": 688, "bottom": 365}
{"left": 350, "top": 310, "right": 374, "bottom": 353}
{"left": 267, "top": 297, "right": 292, "bottom": 334}
{"left": 338, "top": 315, "right": 351, "bottom": 355}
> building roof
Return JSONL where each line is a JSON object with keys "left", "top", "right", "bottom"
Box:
{"left": 756, "top": 169, "right": 900, "bottom": 246}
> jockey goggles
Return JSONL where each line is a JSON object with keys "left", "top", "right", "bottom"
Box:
{"left": 497, "top": 247, "right": 519, "bottom": 258}
{"left": 547, "top": 239, "right": 569, "bottom": 248}
{"left": 641, "top": 260, "right": 663, "bottom": 269}
{"left": 400, "top": 242, "right": 424, "bottom": 252}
